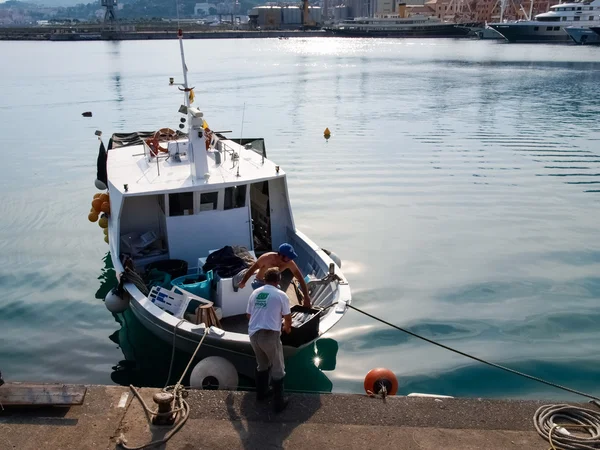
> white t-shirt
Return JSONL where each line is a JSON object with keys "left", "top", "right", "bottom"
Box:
{"left": 246, "top": 285, "right": 291, "bottom": 337}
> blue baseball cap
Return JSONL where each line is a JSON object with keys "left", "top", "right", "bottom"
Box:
{"left": 278, "top": 243, "right": 298, "bottom": 260}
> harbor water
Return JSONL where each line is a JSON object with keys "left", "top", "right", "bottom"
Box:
{"left": 1, "top": 38, "right": 600, "bottom": 399}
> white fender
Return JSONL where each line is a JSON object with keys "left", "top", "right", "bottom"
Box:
{"left": 322, "top": 248, "right": 342, "bottom": 268}
{"left": 105, "top": 288, "right": 129, "bottom": 313}
{"left": 189, "top": 356, "right": 238, "bottom": 390}
{"left": 95, "top": 179, "right": 108, "bottom": 190}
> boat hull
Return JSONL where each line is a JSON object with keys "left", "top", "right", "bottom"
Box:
{"left": 489, "top": 23, "right": 571, "bottom": 43}
{"left": 117, "top": 228, "right": 351, "bottom": 379}
{"left": 128, "top": 293, "right": 260, "bottom": 377}
{"left": 590, "top": 27, "right": 600, "bottom": 38}
{"left": 565, "top": 27, "right": 600, "bottom": 45}
{"left": 472, "top": 26, "right": 505, "bottom": 40}
{"left": 325, "top": 24, "right": 470, "bottom": 38}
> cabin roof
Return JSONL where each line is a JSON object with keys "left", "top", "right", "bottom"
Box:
{"left": 106, "top": 137, "right": 285, "bottom": 196}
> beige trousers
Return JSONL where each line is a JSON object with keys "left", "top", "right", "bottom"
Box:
{"left": 249, "top": 329, "right": 286, "bottom": 380}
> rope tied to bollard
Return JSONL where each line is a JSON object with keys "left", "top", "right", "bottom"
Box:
{"left": 117, "top": 321, "right": 209, "bottom": 450}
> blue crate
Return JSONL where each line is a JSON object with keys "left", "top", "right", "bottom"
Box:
{"left": 170, "top": 270, "right": 214, "bottom": 300}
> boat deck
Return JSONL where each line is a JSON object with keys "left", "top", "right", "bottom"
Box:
{"left": 219, "top": 272, "right": 303, "bottom": 334}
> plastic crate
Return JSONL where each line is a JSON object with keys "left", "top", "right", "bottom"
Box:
{"left": 280, "top": 305, "right": 322, "bottom": 348}
{"left": 171, "top": 270, "right": 214, "bottom": 301}
{"left": 148, "top": 286, "right": 189, "bottom": 318}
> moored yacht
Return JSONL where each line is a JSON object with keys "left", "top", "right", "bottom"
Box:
{"left": 565, "top": 25, "right": 600, "bottom": 43}
{"left": 489, "top": 0, "right": 600, "bottom": 42}
{"left": 324, "top": 3, "right": 470, "bottom": 38}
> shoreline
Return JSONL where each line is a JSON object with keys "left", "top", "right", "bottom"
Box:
{"left": 0, "top": 29, "right": 330, "bottom": 41}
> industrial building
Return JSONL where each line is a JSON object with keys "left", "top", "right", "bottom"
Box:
{"left": 248, "top": 5, "right": 323, "bottom": 29}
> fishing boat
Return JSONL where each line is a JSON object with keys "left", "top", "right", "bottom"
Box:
{"left": 89, "top": 29, "right": 351, "bottom": 382}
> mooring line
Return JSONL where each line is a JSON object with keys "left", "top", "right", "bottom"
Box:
{"left": 348, "top": 304, "right": 600, "bottom": 402}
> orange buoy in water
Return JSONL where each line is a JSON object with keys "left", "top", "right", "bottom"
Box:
{"left": 364, "top": 368, "right": 398, "bottom": 396}
{"left": 100, "top": 201, "right": 110, "bottom": 214}
{"left": 324, "top": 128, "right": 331, "bottom": 140}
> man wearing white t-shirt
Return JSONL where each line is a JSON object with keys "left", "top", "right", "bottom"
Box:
{"left": 247, "top": 268, "right": 292, "bottom": 412}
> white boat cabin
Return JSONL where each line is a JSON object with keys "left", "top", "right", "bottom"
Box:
{"left": 104, "top": 107, "right": 305, "bottom": 320}
{"left": 106, "top": 108, "right": 292, "bottom": 267}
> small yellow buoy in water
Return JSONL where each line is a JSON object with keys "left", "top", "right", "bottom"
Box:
{"left": 98, "top": 216, "right": 108, "bottom": 229}
{"left": 324, "top": 128, "right": 331, "bottom": 140}
{"left": 104, "top": 235, "right": 109, "bottom": 244}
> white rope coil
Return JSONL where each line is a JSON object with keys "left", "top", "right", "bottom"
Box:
{"left": 534, "top": 404, "right": 600, "bottom": 450}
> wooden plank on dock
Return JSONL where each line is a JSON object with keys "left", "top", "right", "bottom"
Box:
{"left": 0, "top": 382, "right": 87, "bottom": 406}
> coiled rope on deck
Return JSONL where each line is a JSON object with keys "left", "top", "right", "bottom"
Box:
{"left": 534, "top": 404, "right": 600, "bottom": 450}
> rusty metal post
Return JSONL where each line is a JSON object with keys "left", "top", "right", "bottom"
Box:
{"left": 152, "top": 392, "right": 175, "bottom": 425}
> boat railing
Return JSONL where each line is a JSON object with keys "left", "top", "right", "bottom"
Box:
{"left": 286, "top": 228, "right": 345, "bottom": 309}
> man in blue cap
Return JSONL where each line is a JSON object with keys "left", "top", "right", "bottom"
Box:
{"left": 239, "top": 243, "right": 311, "bottom": 307}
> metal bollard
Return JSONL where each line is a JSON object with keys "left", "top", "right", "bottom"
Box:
{"left": 152, "top": 392, "right": 175, "bottom": 425}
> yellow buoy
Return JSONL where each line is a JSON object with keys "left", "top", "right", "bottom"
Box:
{"left": 98, "top": 217, "right": 108, "bottom": 229}
{"left": 103, "top": 227, "right": 108, "bottom": 236}
{"left": 88, "top": 212, "right": 99, "bottom": 223}
{"left": 104, "top": 235, "right": 109, "bottom": 244}
{"left": 324, "top": 128, "right": 331, "bottom": 140}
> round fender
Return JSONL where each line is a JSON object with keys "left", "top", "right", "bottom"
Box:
{"left": 105, "top": 288, "right": 129, "bottom": 313}
{"left": 190, "top": 356, "right": 238, "bottom": 390}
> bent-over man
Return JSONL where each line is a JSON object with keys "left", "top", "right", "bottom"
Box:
{"left": 246, "top": 268, "right": 291, "bottom": 412}
{"left": 239, "top": 242, "right": 311, "bottom": 307}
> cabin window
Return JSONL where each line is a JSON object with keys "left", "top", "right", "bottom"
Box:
{"left": 546, "top": 26, "right": 553, "bottom": 30}
{"left": 199, "top": 192, "right": 218, "bottom": 211}
{"left": 590, "top": 16, "right": 595, "bottom": 20}
{"left": 224, "top": 185, "right": 247, "bottom": 210}
{"left": 169, "top": 192, "right": 194, "bottom": 216}
{"left": 562, "top": 16, "right": 567, "bottom": 20}
{"left": 577, "top": 7, "right": 581, "bottom": 10}
{"left": 534, "top": 26, "right": 539, "bottom": 31}
{"left": 574, "top": 16, "right": 580, "bottom": 21}
{"left": 554, "top": 26, "right": 560, "bottom": 30}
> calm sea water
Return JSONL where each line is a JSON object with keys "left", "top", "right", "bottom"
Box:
{"left": 1, "top": 38, "right": 600, "bottom": 400}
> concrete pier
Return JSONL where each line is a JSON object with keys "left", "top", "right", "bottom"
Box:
{"left": 0, "top": 29, "right": 328, "bottom": 41}
{"left": 0, "top": 384, "right": 568, "bottom": 449}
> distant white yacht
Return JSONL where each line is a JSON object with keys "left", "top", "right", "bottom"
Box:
{"left": 489, "top": 0, "right": 600, "bottom": 43}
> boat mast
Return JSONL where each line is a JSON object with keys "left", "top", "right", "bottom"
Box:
{"left": 178, "top": 28, "right": 190, "bottom": 109}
